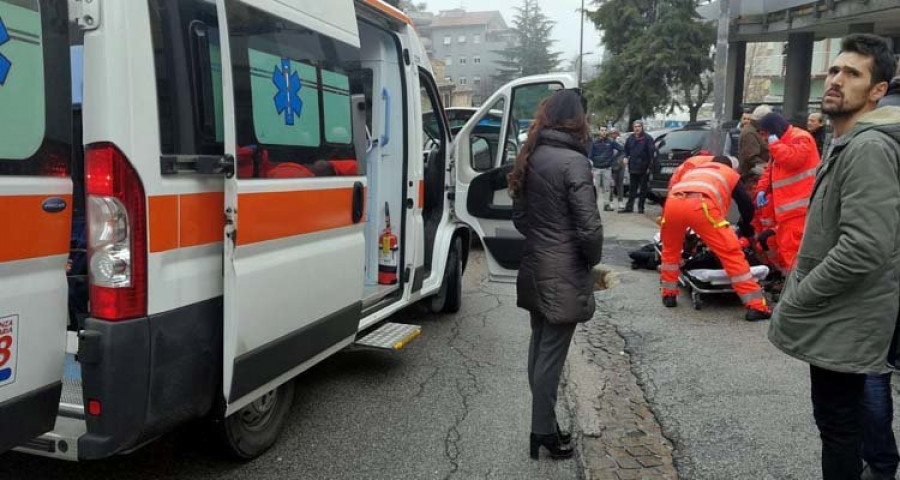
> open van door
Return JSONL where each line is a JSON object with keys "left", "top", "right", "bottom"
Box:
{"left": 0, "top": 0, "right": 71, "bottom": 453}
{"left": 217, "top": 0, "right": 366, "bottom": 423}
{"left": 453, "top": 74, "right": 577, "bottom": 281}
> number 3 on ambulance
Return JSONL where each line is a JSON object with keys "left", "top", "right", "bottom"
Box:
{"left": 0, "top": 315, "right": 18, "bottom": 386}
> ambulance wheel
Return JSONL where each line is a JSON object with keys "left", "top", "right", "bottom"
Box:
{"left": 692, "top": 292, "right": 703, "bottom": 310}
{"left": 217, "top": 380, "right": 295, "bottom": 460}
{"left": 429, "top": 238, "right": 462, "bottom": 314}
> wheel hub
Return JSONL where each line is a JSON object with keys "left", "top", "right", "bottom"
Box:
{"left": 239, "top": 389, "right": 278, "bottom": 431}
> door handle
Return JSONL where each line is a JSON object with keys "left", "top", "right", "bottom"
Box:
{"left": 352, "top": 182, "right": 365, "bottom": 224}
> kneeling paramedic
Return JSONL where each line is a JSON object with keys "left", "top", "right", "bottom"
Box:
{"left": 659, "top": 155, "right": 772, "bottom": 321}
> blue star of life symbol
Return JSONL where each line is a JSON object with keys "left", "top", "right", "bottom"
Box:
{"left": 0, "top": 16, "right": 11, "bottom": 86}
{"left": 272, "top": 58, "right": 302, "bottom": 126}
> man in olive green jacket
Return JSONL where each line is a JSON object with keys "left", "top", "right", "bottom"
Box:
{"left": 768, "top": 34, "right": 900, "bottom": 480}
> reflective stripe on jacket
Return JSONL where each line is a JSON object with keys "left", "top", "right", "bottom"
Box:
{"left": 756, "top": 125, "right": 821, "bottom": 222}
{"left": 669, "top": 159, "right": 740, "bottom": 213}
{"left": 667, "top": 155, "right": 714, "bottom": 190}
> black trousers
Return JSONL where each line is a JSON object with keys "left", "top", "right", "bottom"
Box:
{"left": 528, "top": 314, "right": 577, "bottom": 435}
{"left": 810, "top": 364, "right": 866, "bottom": 480}
{"left": 625, "top": 172, "right": 650, "bottom": 211}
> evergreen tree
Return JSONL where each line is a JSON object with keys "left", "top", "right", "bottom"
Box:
{"left": 585, "top": 0, "right": 715, "bottom": 125}
{"left": 494, "top": 0, "right": 562, "bottom": 84}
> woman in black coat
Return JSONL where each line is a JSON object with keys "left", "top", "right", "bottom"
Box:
{"left": 509, "top": 90, "right": 604, "bottom": 460}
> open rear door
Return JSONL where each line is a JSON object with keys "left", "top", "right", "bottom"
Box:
{"left": 453, "top": 74, "right": 576, "bottom": 281}
{"left": 217, "top": 0, "right": 367, "bottom": 413}
{"left": 0, "top": 0, "right": 71, "bottom": 453}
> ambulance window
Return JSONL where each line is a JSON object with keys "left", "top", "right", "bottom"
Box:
{"left": 0, "top": 0, "right": 70, "bottom": 176}
{"left": 225, "top": 0, "right": 363, "bottom": 179}
{"left": 148, "top": 0, "right": 224, "bottom": 158}
{"left": 322, "top": 69, "right": 352, "bottom": 144}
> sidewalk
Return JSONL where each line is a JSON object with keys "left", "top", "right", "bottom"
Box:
{"left": 566, "top": 208, "right": 678, "bottom": 480}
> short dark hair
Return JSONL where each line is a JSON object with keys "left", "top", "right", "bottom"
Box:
{"left": 839, "top": 34, "right": 898, "bottom": 86}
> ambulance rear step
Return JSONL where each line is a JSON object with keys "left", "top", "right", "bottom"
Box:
{"left": 14, "top": 334, "right": 85, "bottom": 461}
{"left": 354, "top": 322, "right": 421, "bottom": 351}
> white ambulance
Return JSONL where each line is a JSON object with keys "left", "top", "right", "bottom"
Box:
{"left": 0, "top": 0, "right": 575, "bottom": 461}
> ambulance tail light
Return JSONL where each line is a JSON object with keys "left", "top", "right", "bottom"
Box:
{"left": 85, "top": 143, "right": 147, "bottom": 321}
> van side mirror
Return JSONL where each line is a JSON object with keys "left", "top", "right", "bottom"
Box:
{"left": 351, "top": 94, "right": 368, "bottom": 173}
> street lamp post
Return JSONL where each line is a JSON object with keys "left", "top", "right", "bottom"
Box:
{"left": 578, "top": 0, "right": 585, "bottom": 88}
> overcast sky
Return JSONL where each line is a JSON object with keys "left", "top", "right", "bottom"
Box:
{"left": 423, "top": 0, "right": 604, "bottom": 67}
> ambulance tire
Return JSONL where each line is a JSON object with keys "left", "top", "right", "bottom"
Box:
{"left": 217, "top": 380, "right": 296, "bottom": 460}
{"left": 429, "top": 238, "right": 462, "bottom": 314}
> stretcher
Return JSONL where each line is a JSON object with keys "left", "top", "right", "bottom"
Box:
{"left": 653, "top": 232, "right": 770, "bottom": 310}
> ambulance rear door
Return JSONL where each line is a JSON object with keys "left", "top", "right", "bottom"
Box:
{"left": 0, "top": 0, "right": 72, "bottom": 453}
{"left": 453, "top": 74, "right": 576, "bottom": 281}
{"left": 217, "top": 0, "right": 367, "bottom": 413}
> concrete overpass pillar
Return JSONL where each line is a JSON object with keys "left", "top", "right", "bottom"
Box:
{"left": 725, "top": 41, "right": 746, "bottom": 121}
{"left": 783, "top": 33, "right": 814, "bottom": 126}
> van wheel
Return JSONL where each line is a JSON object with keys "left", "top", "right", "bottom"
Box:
{"left": 429, "top": 238, "right": 462, "bottom": 313}
{"left": 217, "top": 380, "right": 295, "bottom": 460}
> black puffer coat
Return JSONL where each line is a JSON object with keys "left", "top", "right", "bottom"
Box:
{"left": 513, "top": 129, "right": 604, "bottom": 324}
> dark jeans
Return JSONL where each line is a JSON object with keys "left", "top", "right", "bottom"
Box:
{"left": 811, "top": 364, "right": 867, "bottom": 480}
{"left": 625, "top": 172, "right": 650, "bottom": 211}
{"left": 862, "top": 372, "right": 899, "bottom": 476}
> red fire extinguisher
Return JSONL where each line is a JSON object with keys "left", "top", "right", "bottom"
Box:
{"left": 378, "top": 202, "right": 399, "bottom": 285}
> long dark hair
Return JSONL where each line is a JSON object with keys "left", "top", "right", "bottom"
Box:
{"left": 508, "top": 90, "right": 589, "bottom": 199}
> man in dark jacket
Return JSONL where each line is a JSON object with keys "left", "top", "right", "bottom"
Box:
{"left": 878, "top": 76, "right": 900, "bottom": 107}
{"left": 621, "top": 120, "right": 655, "bottom": 213}
{"left": 590, "top": 126, "right": 623, "bottom": 211}
{"left": 768, "top": 34, "right": 900, "bottom": 480}
{"left": 807, "top": 112, "right": 827, "bottom": 157}
{"left": 738, "top": 105, "right": 771, "bottom": 190}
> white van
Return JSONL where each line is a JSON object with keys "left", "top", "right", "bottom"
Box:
{"left": 0, "top": 0, "right": 575, "bottom": 461}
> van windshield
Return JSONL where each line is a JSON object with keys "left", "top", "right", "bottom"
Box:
{"left": 658, "top": 130, "right": 709, "bottom": 154}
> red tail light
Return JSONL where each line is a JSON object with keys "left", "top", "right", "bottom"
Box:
{"left": 86, "top": 143, "right": 147, "bottom": 321}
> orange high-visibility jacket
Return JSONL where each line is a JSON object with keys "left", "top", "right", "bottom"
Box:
{"left": 669, "top": 158, "right": 740, "bottom": 212}
{"left": 756, "top": 125, "right": 821, "bottom": 222}
{"left": 667, "top": 155, "right": 714, "bottom": 190}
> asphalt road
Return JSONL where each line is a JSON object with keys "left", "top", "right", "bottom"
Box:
{"left": 0, "top": 251, "right": 579, "bottom": 480}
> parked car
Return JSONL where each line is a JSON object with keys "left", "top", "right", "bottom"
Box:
{"left": 649, "top": 121, "right": 739, "bottom": 201}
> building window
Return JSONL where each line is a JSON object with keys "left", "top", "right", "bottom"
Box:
{"left": 458, "top": 35, "right": 466, "bottom": 43}
{"left": 459, "top": 77, "right": 467, "bottom": 86}
{"left": 444, "top": 56, "right": 453, "bottom": 66}
{"left": 459, "top": 57, "right": 466, "bottom": 65}
{"left": 444, "top": 35, "right": 451, "bottom": 45}
{"left": 472, "top": 95, "right": 482, "bottom": 106}
{"left": 473, "top": 55, "right": 481, "bottom": 64}
{"left": 473, "top": 35, "right": 480, "bottom": 44}
{"left": 444, "top": 76, "right": 452, "bottom": 84}
{"left": 473, "top": 76, "right": 481, "bottom": 85}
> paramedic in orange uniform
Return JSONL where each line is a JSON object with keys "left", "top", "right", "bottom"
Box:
{"left": 755, "top": 112, "right": 821, "bottom": 273}
{"left": 660, "top": 155, "right": 772, "bottom": 321}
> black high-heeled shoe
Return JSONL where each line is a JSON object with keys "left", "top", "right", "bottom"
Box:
{"left": 529, "top": 433, "right": 575, "bottom": 460}
{"left": 557, "top": 423, "right": 572, "bottom": 444}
